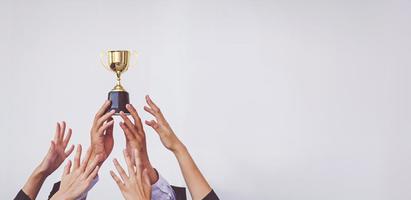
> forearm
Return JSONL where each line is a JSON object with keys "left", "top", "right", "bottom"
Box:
{"left": 22, "top": 167, "right": 48, "bottom": 200}
{"left": 138, "top": 152, "right": 159, "bottom": 184}
{"left": 174, "top": 145, "right": 212, "bottom": 200}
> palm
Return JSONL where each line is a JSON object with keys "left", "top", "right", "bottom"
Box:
{"left": 39, "top": 122, "right": 74, "bottom": 176}
{"left": 90, "top": 101, "right": 115, "bottom": 165}
{"left": 92, "top": 134, "right": 113, "bottom": 160}
{"left": 42, "top": 146, "right": 67, "bottom": 173}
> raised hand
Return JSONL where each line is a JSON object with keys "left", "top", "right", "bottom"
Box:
{"left": 51, "top": 145, "right": 100, "bottom": 200}
{"left": 110, "top": 149, "right": 152, "bottom": 200}
{"left": 143, "top": 95, "right": 184, "bottom": 152}
{"left": 90, "top": 100, "right": 115, "bottom": 166}
{"left": 144, "top": 95, "right": 214, "bottom": 200}
{"left": 118, "top": 104, "right": 158, "bottom": 183}
{"left": 38, "top": 121, "right": 75, "bottom": 176}
{"left": 21, "top": 122, "right": 75, "bottom": 200}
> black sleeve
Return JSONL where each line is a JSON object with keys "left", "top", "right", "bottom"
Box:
{"left": 47, "top": 182, "right": 61, "bottom": 200}
{"left": 14, "top": 190, "right": 31, "bottom": 200}
{"left": 171, "top": 185, "right": 187, "bottom": 200}
{"left": 203, "top": 190, "right": 219, "bottom": 200}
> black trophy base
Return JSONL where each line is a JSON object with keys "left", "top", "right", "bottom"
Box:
{"left": 108, "top": 91, "right": 130, "bottom": 114}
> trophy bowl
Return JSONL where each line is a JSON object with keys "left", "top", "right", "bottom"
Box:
{"left": 108, "top": 50, "right": 130, "bottom": 73}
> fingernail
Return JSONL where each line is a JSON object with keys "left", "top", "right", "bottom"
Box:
{"left": 126, "top": 104, "right": 130, "bottom": 108}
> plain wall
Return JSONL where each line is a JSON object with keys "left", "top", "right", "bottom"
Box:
{"left": 1, "top": 0, "right": 410, "bottom": 199}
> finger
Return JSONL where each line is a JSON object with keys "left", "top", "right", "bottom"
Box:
{"left": 80, "top": 148, "right": 92, "bottom": 172}
{"left": 119, "top": 111, "right": 138, "bottom": 133}
{"left": 143, "top": 106, "right": 156, "bottom": 117}
{"left": 63, "top": 160, "right": 72, "bottom": 176}
{"left": 145, "top": 95, "right": 163, "bottom": 114}
{"left": 53, "top": 123, "right": 60, "bottom": 142}
{"left": 96, "top": 110, "right": 115, "bottom": 129}
{"left": 145, "top": 120, "right": 160, "bottom": 131}
{"left": 123, "top": 149, "right": 135, "bottom": 177}
{"left": 48, "top": 141, "right": 55, "bottom": 154}
{"left": 125, "top": 104, "right": 143, "bottom": 131}
{"left": 97, "top": 120, "right": 115, "bottom": 135}
{"left": 84, "top": 154, "right": 101, "bottom": 177}
{"left": 73, "top": 144, "right": 82, "bottom": 170}
{"left": 119, "top": 122, "right": 137, "bottom": 141}
{"left": 105, "top": 118, "right": 114, "bottom": 136}
{"left": 86, "top": 166, "right": 99, "bottom": 182}
{"left": 113, "top": 158, "right": 129, "bottom": 182}
{"left": 144, "top": 104, "right": 166, "bottom": 123}
{"left": 110, "top": 170, "right": 125, "bottom": 190}
{"left": 94, "top": 100, "right": 111, "bottom": 120}
{"left": 64, "top": 144, "right": 75, "bottom": 157}
{"left": 63, "top": 128, "right": 72, "bottom": 147}
{"left": 145, "top": 95, "right": 159, "bottom": 109}
{"left": 59, "top": 121, "right": 66, "bottom": 141}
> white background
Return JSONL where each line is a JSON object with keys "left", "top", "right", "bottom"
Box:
{"left": 0, "top": 0, "right": 410, "bottom": 199}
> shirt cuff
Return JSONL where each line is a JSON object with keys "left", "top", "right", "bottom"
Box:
{"left": 151, "top": 172, "right": 176, "bottom": 200}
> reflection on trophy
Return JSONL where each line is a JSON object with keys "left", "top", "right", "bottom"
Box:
{"left": 101, "top": 50, "right": 136, "bottom": 114}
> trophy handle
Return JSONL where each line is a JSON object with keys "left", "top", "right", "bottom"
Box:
{"left": 100, "top": 51, "right": 110, "bottom": 71}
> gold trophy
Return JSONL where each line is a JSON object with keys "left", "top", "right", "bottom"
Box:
{"left": 100, "top": 50, "right": 136, "bottom": 114}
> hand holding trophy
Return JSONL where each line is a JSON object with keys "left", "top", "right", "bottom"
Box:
{"left": 101, "top": 50, "right": 137, "bottom": 114}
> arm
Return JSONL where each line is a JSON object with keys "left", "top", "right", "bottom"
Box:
{"left": 173, "top": 146, "right": 212, "bottom": 200}
{"left": 49, "top": 101, "right": 114, "bottom": 199}
{"left": 143, "top": 95, "right": 213, "bottom": 200}
{"left": 118, "top": 105, "right": 158, "bottom": 184}
{"left": 119, "top": 104, "right": 176, "bottom": 200}
{"left": 17, "top": 122, "right": 74, "bottom": 200}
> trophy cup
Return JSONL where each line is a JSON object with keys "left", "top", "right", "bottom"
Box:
{"left": 100, "top": 50, "right": 136, "bottom": 114}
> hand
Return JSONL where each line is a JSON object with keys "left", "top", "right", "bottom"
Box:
{"left": 38, "top": 121, "right": 75, "bottom": 176}
{"left": 110, "top": 149, "right": 152, "bottom": 200}
{"left": 118, "top": 104, "right": 158, "bottom": 184}
{"left": 144, "top": 95, "right": 184, "bottom": 153}
{"left": 52, "top": 145, "right": 100, "bottom": 200}
{"left": 22, "top": 122, "right": 74, "bottom": 200}
{"left": 90, "top": 100, "right": 115, "bottom": 166}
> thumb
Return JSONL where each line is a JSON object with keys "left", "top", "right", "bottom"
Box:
{"left": 145, "top": 120, "right": 160, "bottom": 132}
{"left": 105, "top": 117, "right": 114, "bottom": 136}
{"left": 46, "top": 141, "right": 56, "bottom": 155}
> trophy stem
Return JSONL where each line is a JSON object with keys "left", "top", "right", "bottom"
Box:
{"left": 113, "top": 71, "right": 125, "bottom": 91}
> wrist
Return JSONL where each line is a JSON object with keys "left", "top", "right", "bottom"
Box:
{"left": 138, "top": 155, "right": 159, "bottom": 184}
{"left": 51, "top": 191, "right": 73, "bottom": 200}
{"left": 32, "top": 166, "right": 49, "bottom": 179}
{"left": 90, "top": 148, "right": 105, "bottom": 166}
{"left": 172, "top": 143, "right": 187, "bottom": 156}
{"left": 146, "top": 165, "right": 159, "bottom": 184}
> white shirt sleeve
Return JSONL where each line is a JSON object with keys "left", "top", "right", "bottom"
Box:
{"left": 151, "top": 173, "right": 176, "bottom": 200}
{"left": 75, "top": 175, "right": 99, "bottom": 200}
